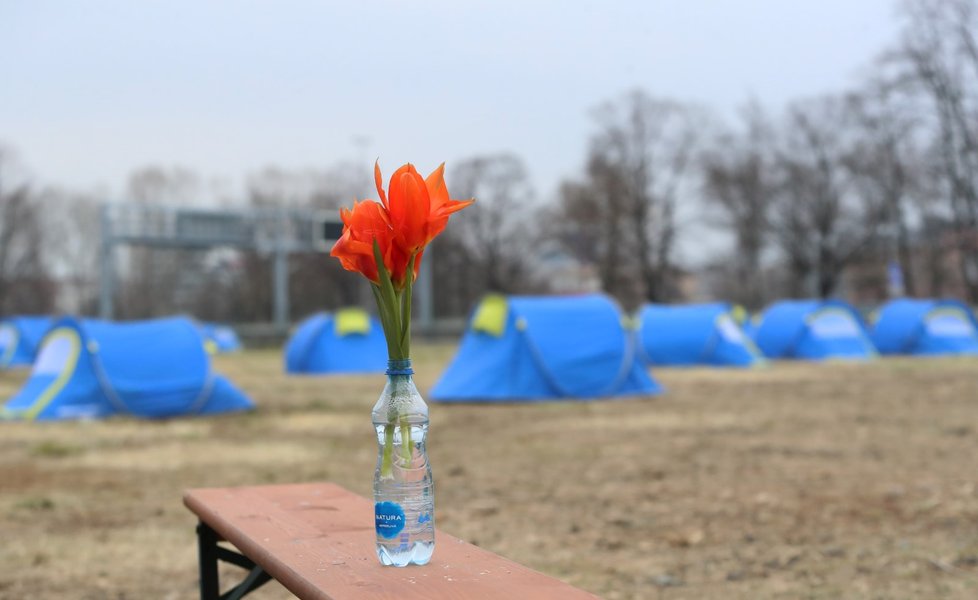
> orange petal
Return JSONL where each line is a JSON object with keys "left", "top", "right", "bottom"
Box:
{"left": 374, "top": 161, "right": 388, "bottom": 209}
{"left": 387, "top": 163, "right": 420, "bottom": 195}
{"left": 331, "top": 233, "right": 376, "bottom": 282}
{"left": 426, "top": 198, "right": 475, "bottom": 242}
{"left": 329, "top": 231, "right": 351, "bottom": 260}
{"left": 388, "top": 165, "right": 430, "bottom": 252}
{"left": 424, "top": 163, "right": 449, "bottom": 209}
{"left": 435, "top": 197, "right": 475, "bottom": 217}
{"left": 339, "top": 205, "right": 353, "bottom": 226}
{"left": 354, "top": 200, "right": 392, "bottom": 241}
{"left": 412, "top": 248, "right": 424, "bottom": 281}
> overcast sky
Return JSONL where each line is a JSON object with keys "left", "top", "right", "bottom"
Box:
{"left": 1, "top": 0, "right": 901, "bottom": 203}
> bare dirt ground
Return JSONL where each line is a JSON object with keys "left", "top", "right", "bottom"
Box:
{"left": 1, "top": 346, "right": 977, "bottom": 599}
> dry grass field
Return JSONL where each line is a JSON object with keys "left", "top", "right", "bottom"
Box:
{"left": 1, "top": 345, "right": 977, "bottom": 599}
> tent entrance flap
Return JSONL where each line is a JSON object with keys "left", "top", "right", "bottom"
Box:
{"left": 925, "top": 308, "right": 977, "bottom": 338}
{"left": 806, "top": 308, "right": 862, "bottom": 339}
{"left": 22, "top": 328, "right": 82, "bottom": 421}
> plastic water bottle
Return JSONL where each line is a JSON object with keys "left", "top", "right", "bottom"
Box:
{"left": 372, "top": 359, "right": 434, "bottom": 567}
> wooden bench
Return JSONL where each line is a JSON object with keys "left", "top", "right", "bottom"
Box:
{"left": 184, "top": 482, "right": 600, "bottom": 599}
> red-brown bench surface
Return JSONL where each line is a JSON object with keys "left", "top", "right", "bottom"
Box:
{"left": 184, "top": 482, "right": 600, "bottom": 600}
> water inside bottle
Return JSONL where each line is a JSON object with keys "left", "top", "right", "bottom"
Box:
{"left": 373, "top": 422, "right": 435, "bottom": 567}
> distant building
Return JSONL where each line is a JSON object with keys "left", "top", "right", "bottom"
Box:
{"left": 530, "top": 242, "right": 601, "bottom": 295}
{"left": 842, "top": 218, "right": 978, "bottom": 305}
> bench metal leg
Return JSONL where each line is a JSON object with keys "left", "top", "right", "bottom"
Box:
{"left": 224, "top": 566, "right": 273, "bottom": 600}
{"left": 196, "top": 521, "right": 272, "bottom": 600}
{"left": 198, "top": 522, "right": 220, "bottom": 599}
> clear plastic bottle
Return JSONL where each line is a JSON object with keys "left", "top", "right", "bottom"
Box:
{"left": 372, "top": 359, "right": 434, "bottom": 567}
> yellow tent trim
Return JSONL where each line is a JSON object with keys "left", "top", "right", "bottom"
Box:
{"left": 731, "top": 304, "right": 747, "bottom": 325}
{"left": 335, "top": 307, "right": 371, "bottom": 336}
{"left": 24, "top": 328, "right": 82, "bottom": 421}
{"left": 472, "top": 295, "right": 509, "bottom": 337}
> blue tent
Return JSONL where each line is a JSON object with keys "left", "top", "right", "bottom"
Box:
{"left": 638, "top": 303, "right": 763, "bottom": 367}
{"left": 199, "top": 322, "right": 243, "bottom": 353}
{"left": 1, "top": 316, "right": 254, "bottom": 421}
{"left": 871, "top": 299, "right": 978, "bottom": 355}
{"left": 753, "top": 299, "right": 876, "bottom": 360}
{"left": 431, "top": 294, "right": 661, "bottom": 402}
{"left": 741, "top": 315, "right": 761, "bottom": 341}
{"left": 285, "top": 309, "right": 387, "bottom": 375}
{"left": 0, "top": 316, "right": 54, "bottom": 369}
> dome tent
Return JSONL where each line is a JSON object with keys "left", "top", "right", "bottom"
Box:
{"left": 198, "top": 322, "right": 243, "bottom": 353}
{"left": 0, "top": 316, "right": 53, "bottom": 369}
{"left": 753, "top": 299, "right": 877, "bottom": 361}
{"left": 0, "top": 316, "right": 254, "bottom": 421}
{"left": 431, "top": 294, "right": 661, "bottom": 402}
{"left": 871, "top": 298, "right": 978, "bottom": 355}
{"left": 285, "top": 308, "right": 387, "bottom": 375}
{"left": 741, "top": 313, "right": 762, "bottom": 341}
{"left": 638, "top": 303, "right": 763, "bottom": 367}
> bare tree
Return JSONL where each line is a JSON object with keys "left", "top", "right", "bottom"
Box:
{"left": 118, "top": 167, "right": 207, "bottom": 318}
{"left": 229, "top": 164, "right": 370, "bottom": 323}
{"left": 700, "top": 102, "right": 777, "bottom": 308}
{"left": 843, "top": 80, "right": 927, "bottom": 297}
{"left": 448, "top": 154, "right": 535, "bottom": 292}
{"left": 555, "top": 90, "right": 699, "bottom": 307}
{"left": 773, "top": 98, "right": 880, "bottom": 298}
{"left": 554, "top": 173, "right": 622, "bottom": 293}
{"left": 38, "top": 189, "right": 102, "bottom": 314}
{"left": 591, "top": 90, "right": 699, "bottom": 302}
{"left": 246, "top": 161, "right": 367, "bottom": 211}
{"left": 0, "top": 150, "right": 54, "bottom": 314}
{"left": 896, "top": 0, "right": 978, "bottom": 300}
{"left": 555, "top": 146, "right": 640, "bottom": 307}
{"left": 423, "top": 154, "right": 539, "bottom": 318}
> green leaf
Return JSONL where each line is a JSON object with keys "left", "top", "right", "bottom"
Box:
{"left": 400, "top": 254, "right": 415, "bottom": 357}
{"left": 372, "top": 239, "right": 404, "bottom": 360}
{"left": 370, "top": 284, "right": 398, "bottom": 358}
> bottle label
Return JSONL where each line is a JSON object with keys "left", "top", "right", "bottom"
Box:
{"left": 375, "top": 501, "right": 406, "bottom": 539}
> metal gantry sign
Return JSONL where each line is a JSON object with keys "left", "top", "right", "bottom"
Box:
{"left": 99, "top": 203, "right": 384, "bottom": 330}
{"left": 100, "top": 203, "right": 434, "bottom": 330}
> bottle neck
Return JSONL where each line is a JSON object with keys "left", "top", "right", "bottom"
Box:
{"left": 386, "top": 359, "right": 414, "bottom": 382}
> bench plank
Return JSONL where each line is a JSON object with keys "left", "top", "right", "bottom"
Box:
{"left": 184, "top": 482, "right": 599, "bottom": 600}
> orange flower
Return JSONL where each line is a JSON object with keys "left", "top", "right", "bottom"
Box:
{"left": 331, "top": 160, "right": 473, "bottom": 366}
{"left": 333, "top": 161, "right": 472, "bottom": 290}
{"left": 375, "top": 161, "right": 474, "bottom": 254}
{"left": 329, "top": 200, "right": 395, "bottom": 284}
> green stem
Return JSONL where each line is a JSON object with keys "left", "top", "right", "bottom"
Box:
{"left": 400, "top": 254, "right": 415, "bottom": 358}
{"left": 399, "top": 416, "right": 412, "bottom": 466}
{"left": 381, "top": 423, "right": 395, "bottom": 478}
{"left": 370, "top": 285, "right": 398, "bottom": 359}
{"left": 372, "top": 239, "right": 405, "bottom": 360}
{"left": 371, "top": 241, "right": 420, "bottom": 476}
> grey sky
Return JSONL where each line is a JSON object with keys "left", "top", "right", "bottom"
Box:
{"left": 2, "top": 0, "right": 900, "bottom": 203}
